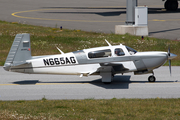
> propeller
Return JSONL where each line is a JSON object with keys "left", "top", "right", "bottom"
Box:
{"left": 168, "top": 46, "right": 171, "bottom": 76}
{"left": 167, "top": 46, "right": 177, "bottom": 76}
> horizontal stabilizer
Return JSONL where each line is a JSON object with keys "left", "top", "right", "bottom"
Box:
{"left": 11, "top": 61, "right": 31, "bottom": 67}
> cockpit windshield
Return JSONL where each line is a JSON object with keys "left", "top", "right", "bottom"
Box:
{"left": 126, "top": 46, "right": 137, "bottom": 55}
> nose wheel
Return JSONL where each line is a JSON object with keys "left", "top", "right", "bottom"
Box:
{"left": 148, "top": 75, "right": 156, "bottom": 82}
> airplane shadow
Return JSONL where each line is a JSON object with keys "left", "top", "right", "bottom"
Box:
{"left": 12, "top": 76, "right": 131, "bottom": 89}
{"left": 41, "top": 7, "right": 180, "bottom": 17}
{"left": 12, "top": 75, "right": 177, "bottom": 89}
{"left": 13, "top": 80, "right": 39, "bottom": 85}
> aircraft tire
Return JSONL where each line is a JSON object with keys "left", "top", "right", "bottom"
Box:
{"left": 165, "top": 0, "right": 178, "bottom": 11}
{"left": 171, "top": 1, "right": 178, "bottom": 11}
{"left": 103, "top": 82, "right": 111, "bottom": 84}
{"left": 165, "top": 0, "right": 170, "bottom": 10}
{"left": 148, "top": 75, "right": 156, "bottom": 82}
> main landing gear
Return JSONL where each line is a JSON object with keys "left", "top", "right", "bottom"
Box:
{"left": 164, "top": 0, "right": 179, "bottom": 11}
{"left": 100, "top": 72, "right": 114, "bottom": 84}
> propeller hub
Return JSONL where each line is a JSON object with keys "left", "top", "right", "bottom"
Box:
{"left": 168, "top": 53, "right": 177, "bottom": 60}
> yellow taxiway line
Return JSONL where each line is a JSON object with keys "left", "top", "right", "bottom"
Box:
{"left": 11, "top": 7, "right": 180, "bottom": 23}
{"left": 11, "top": 8, "right": 124, "bottom": 23}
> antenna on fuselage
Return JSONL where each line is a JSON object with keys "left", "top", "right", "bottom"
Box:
{"left": 105, "top": 39, "right": 112, "bottom": 46}
{"left": 56, "top": 46, "right": 64, "bottom": 54}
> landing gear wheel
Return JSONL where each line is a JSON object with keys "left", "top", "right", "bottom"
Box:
{"left": 165, "top": 0, "right": 170, "bottom": 10}
{"left": 148, "top": 75, "right": 156, "bottom": 82}
{"left": 171, "top": 1, "right": 178, "bottom": 11}
{"left": 103, "top": 82, "right": 111, "bottom": 84}
{"left": 164, "top": 0, "right": 178, "bottom": 11}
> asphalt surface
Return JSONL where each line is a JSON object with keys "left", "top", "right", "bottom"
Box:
{"left": 0, "top": 66, "right": 180, "bottom": 100}
{"left": 1, "top": 0, "right": 180, "bottom": 40}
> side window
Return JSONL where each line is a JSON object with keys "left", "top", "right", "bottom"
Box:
{"left": 88, "top": 49, "right": 111, "bottom": 58}
{"left": 114, "top": 48, "right": 125, "bottom": 56}
{"left": 126, "top": 46, "right": 137, "bottom": 55}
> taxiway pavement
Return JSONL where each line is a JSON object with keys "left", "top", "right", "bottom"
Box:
{"left": 0, "top": 66, "right": 180, "bottom": 100}
{"left": 0, "top": 0, "right": 180, "bottom": 40}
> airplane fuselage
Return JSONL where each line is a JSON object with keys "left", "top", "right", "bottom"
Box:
{"left": 9, "top": 46, "right": 168, "bottom": 77}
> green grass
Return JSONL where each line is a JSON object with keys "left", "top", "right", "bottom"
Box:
{"left": 0, "top": 98, "right": 180, "bottom": 119}
{"left": 0, "top": 20, "right": 180, "bottom": 66}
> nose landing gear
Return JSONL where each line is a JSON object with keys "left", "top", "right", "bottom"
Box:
{"left": 148, "top": 75, "right": 156, "bottom": 82}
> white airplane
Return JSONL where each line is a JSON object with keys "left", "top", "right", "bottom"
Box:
{"left": 3, "top": 33, "right": 177, "bottom": 83}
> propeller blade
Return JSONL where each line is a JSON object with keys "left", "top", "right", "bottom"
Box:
{"left": 168, "top": 46, "right": 170, "bottom": 56}
{"left": 168, "top": 46, "right": 171, "bottom": 76}
{"left": 167, "top": 46, "right": 177, "bottom": 76}
{"left": 169, "top": 59, "right": 171, "bottom": 76}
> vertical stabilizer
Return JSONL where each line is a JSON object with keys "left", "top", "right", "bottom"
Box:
{"left": 3, "top": 33, "right": 32, "bottom": 71}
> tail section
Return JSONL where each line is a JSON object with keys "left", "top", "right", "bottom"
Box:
{"left": 3, "top": 33, "right": 32, "bottom": 71}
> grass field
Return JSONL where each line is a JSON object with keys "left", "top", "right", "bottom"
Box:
{"left": 0, "top": 20, "right": 180, "bottom": 66}
{"left": 0, "top": 98, "right": 180, "bottom": 119}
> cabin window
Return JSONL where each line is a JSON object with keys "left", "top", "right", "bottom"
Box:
{"left": 23, "top": 41, "right": 29, "bottom": 47}
{"left": 88, "top": 49, "right": 111, "bottom": 58}
{"left": 114, "top": 48, "right": 125, "bottom": 56}
{"left": 126, "top": 46, "right": 137, "bottom": 55}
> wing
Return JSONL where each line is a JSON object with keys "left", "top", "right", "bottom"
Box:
{"left": 99, "top": 62, "right": 129, "bottom": 73}
{"left": 79, "top": 62, "right": 129, "bottom": 77}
